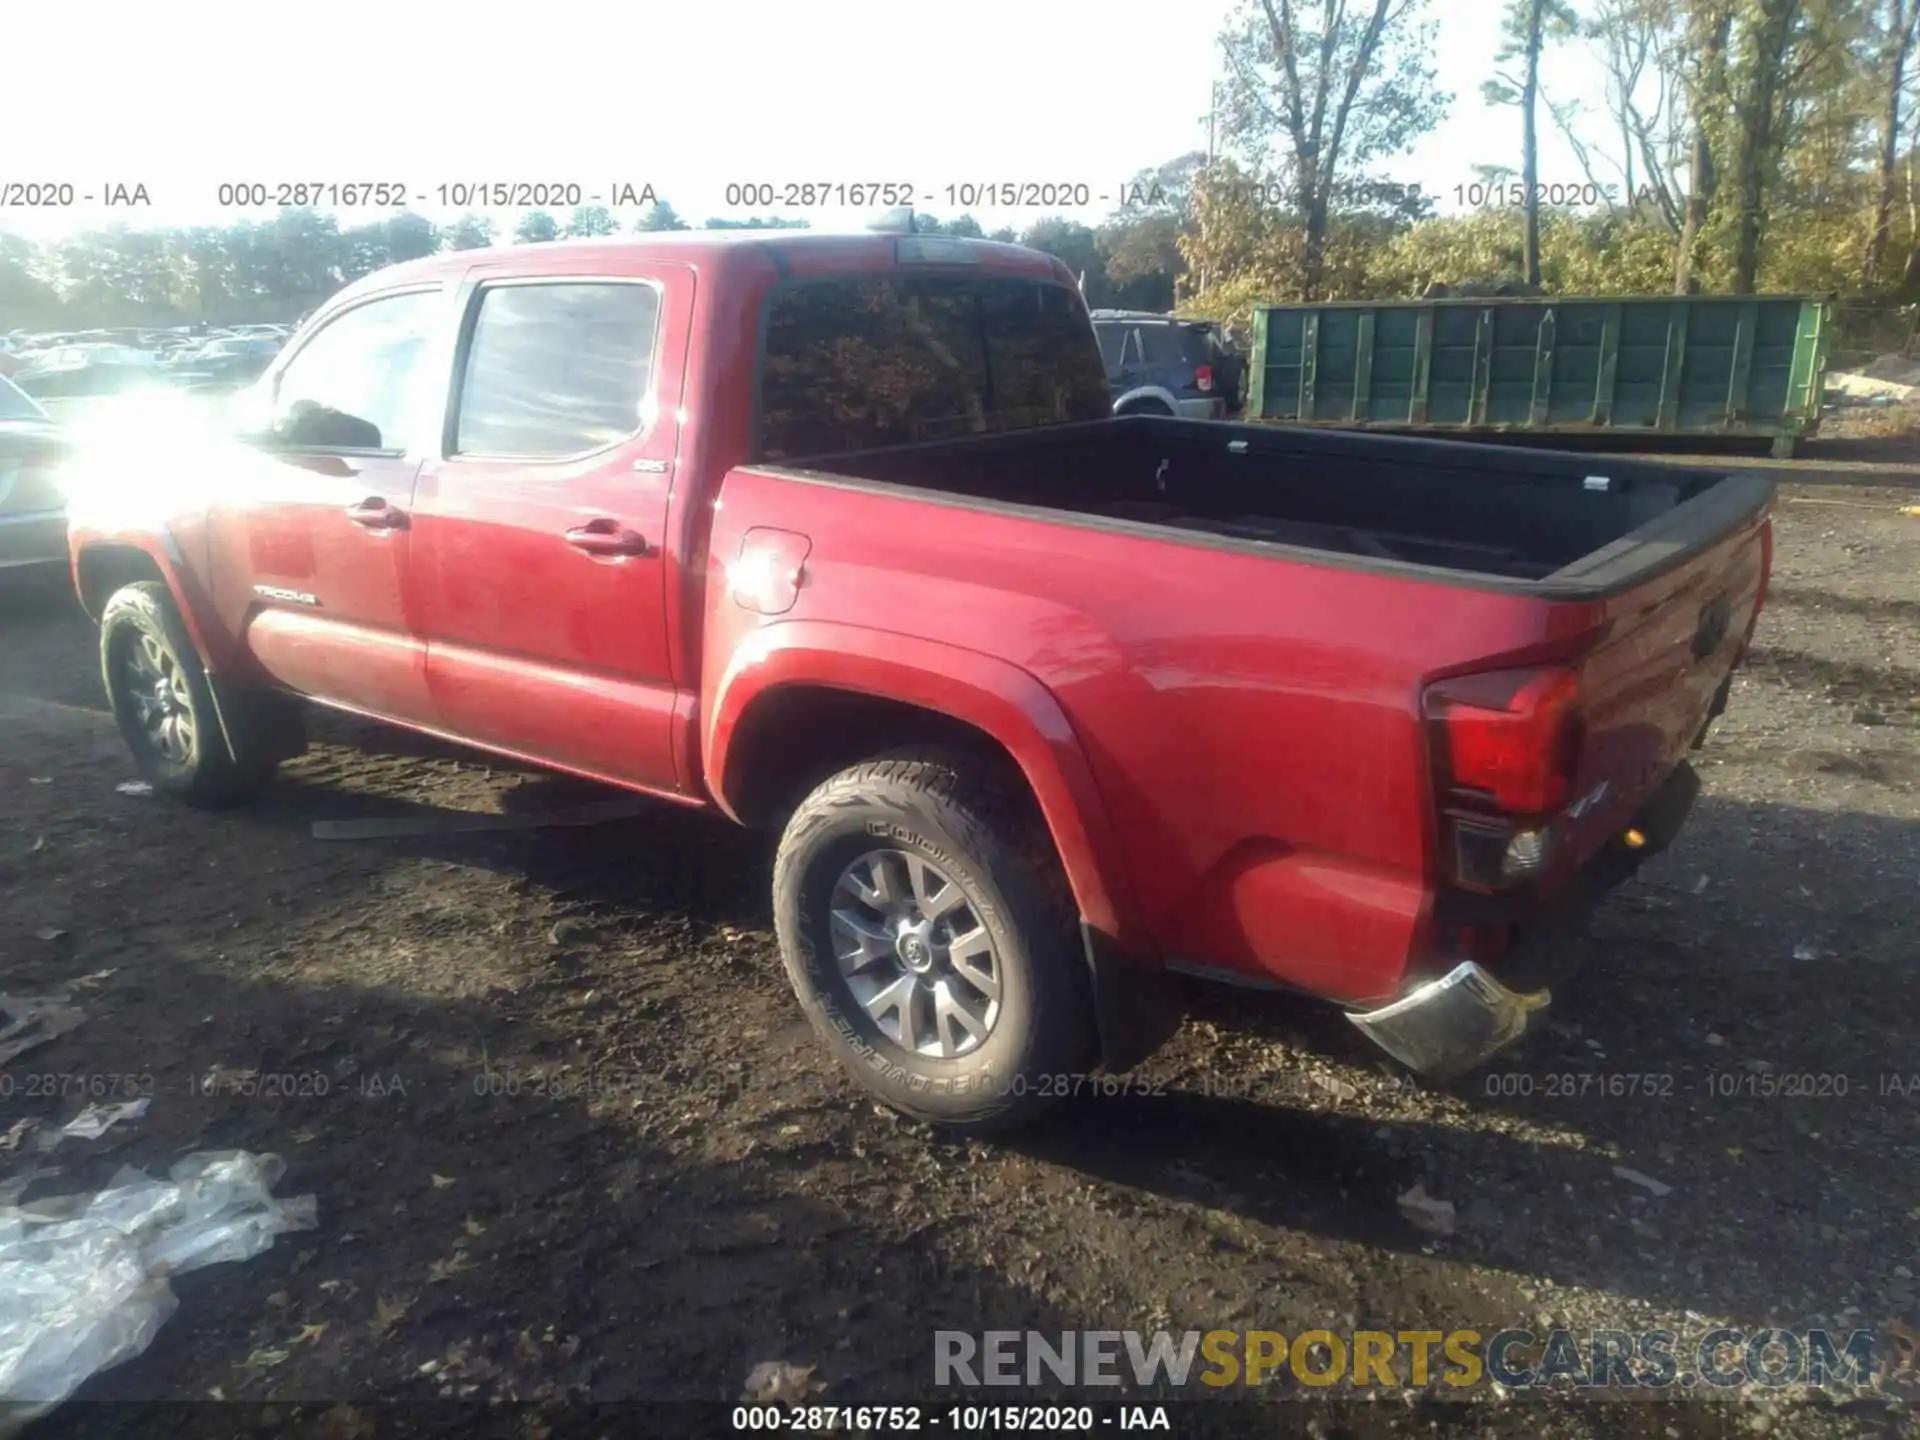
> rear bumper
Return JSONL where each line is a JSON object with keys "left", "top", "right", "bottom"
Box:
{"left": 1348, "top": 962, "right": 1549, "bottom": 1079}
{"left": 1347, "top": 760, "right": 1702, "bottom": 1078}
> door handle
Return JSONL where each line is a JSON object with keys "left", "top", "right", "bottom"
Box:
{"left": 565, "top": 521, "right": 650, "bottom": 557}
{"left": 345, "top": 498, "right": 406, "bottom": 529}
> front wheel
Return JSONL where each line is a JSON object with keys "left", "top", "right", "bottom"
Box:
{"left": 773, "top": 752, "right": 1095, "bottom": 1132}
{"left": 100, "top": 581, "right": 282, "bottom": 807}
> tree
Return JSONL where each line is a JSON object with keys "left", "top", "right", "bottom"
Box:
{"left": 514, "top": 211, "right": 560, "bottom": 243}
{"left": 702, "top": 216, "right": 810, "bottom": 229}
{"left": 1674, "top": 0, "right": 1736, "bottom": 291}
{"left": 444, "top": 213, "right": 496, "bottom": 250}
{"left": 1218, "top": 0, "right": 1449, "bottom": 294}
{"left": 1101, "top": 213, "right": 1186, "bottom": 309}
{"left": 386, "top": 212, "right": 441, "bottom": 262}
{"left": 1727, "top": 0, "right": 1810, "bottom": 293}
{"left": 632, "top": 200, "right": 690, "bottom": 231}
{"left": 565, "top": 204, "right": 619, "bottom": 237}
{"left": 0, "top": 233, "right": 62, "bottom": 326}
{"left": 1865, "top": 0, "right": 1920, "bottom": 280}
{"left": 1018, "top": 218, "right": 1108, "bottom": 300}
{"left": 1484, "top": 0, "right": 1581, "bottom": 285}
{"left": 1585, "top": 0, "right": 1686, "bottom": 229}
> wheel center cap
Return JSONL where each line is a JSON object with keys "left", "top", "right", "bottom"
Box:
{"left": 896, "top": 929, "right": 935, "bottom": 974}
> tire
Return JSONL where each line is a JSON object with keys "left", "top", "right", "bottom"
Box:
{"left": 773, "top": 751, "right": 1096, "bottom": 1132}
{"left": 99, "top": 581, "right": 283, "bottom": 807}
{"left": 1117, "top": 400, "right": 1174, "bottom": 417}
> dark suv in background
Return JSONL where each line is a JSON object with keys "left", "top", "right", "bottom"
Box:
{"left": 1090, "top": 310, "right": 1237, "bottom": 420}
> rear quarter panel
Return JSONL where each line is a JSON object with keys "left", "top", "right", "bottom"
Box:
{"left": 702, "top": 469, "right": 1610, "bottom": 1003}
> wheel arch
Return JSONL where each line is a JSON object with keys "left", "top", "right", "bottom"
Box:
{"left": 705, "top": 622, "right": 1139, "bottom": 949}
{"left": 72, "top": 534, "right": 226, "bottom": 670}
{"left": 1112, "top": 385, "right": 1180, "bottom": 416}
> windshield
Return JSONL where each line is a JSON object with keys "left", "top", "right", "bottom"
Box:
{"left": 0, "top": 374, "right": 49, "bottom": 421}
{"left": 755, "top": 273, "right": 1112, "bottom": 461}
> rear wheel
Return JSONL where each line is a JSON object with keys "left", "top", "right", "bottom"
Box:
{"left": 773, "top": 751, "right": 1095, "bottom": 1132}
{"left": 100, "top": 582, "right": 285, "bottom": 807}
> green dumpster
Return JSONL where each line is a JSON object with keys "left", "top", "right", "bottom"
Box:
{"left": 1247, "top": 295, "right": 1832, "bottom": 457}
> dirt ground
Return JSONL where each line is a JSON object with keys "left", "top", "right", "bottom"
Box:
{"left": 2, "top": 451, "right": 1918, "bottom": 1439}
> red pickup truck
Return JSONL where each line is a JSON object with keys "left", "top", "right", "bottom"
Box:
{"left": 63, "top": 228, "right": 1772, "bottom": 1130}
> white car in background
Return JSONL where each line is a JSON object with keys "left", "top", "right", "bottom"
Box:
{"left": 0, "top": 374, "right": 72, "bottom": 587}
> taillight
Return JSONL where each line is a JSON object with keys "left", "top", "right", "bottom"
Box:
{"left": 1194, "top": 364, "right": 1214, "bottom": 393}
{"left": 1425, "top": 667, "right": 1584, "bottom": 818}
{"left": 1425, "top": 666, "right": 1584, "bottom": 894}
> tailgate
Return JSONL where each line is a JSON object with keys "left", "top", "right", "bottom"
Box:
{"left": 1554, "top": 495, "right": 1770, "bottom": 872}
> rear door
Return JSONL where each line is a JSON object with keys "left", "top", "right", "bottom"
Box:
{"left": 1111, "top": 324, "right": 1148, "bottom": 397}
{"left": 1141, "top": 322, "right": 1213, "bottom": 416}
{"left": 407, "top": 264, "right": 691, "bottom": 794}
{"left": 209, "top": 285, "right": 451, "bottom": 723}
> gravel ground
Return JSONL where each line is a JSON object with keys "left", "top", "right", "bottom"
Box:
{"left": 0, "top": 469, "right": 1916, "bottom": 1440}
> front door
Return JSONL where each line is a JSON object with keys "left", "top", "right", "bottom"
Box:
{"left": 407, "top": 265, "right": 691, "bottom": 794}
{"left": 209, "top": 286, "right": 451, "bottom": 724}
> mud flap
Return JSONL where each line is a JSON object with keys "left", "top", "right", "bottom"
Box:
{"left": 203, "top": 672, "right": 308, "bottom": 765}
{"left": 1082, "top": 923, "right": 1186, "bottom": 1073}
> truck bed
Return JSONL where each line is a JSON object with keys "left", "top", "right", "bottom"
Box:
{"left": 774, "top": 416, "right": 1773, "bottom": 595}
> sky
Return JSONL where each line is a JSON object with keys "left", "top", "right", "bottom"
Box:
{"left": 4, "top": 0, "right": 1614, "bottom": 241}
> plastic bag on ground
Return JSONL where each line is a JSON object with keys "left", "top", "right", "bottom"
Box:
{"left": 0, "top": 1150, "right": 316, "bottom": 1425}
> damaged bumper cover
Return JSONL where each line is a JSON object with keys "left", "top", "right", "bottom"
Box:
{"left": 1347, "top": 760, "right": 1703, "bottom": 1080}
{"left": 1346, "top": 961, "right": 1550, "bottom": 1080}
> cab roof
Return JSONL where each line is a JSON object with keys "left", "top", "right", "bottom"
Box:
{"left": 347, "top": 230, "right": 1073, "bottom": 294}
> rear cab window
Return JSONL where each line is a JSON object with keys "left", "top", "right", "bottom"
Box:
{"left": 453, "top": 281, "right": 662, "bottom": 458}
{"left": 756, "top": 273, "right": 1111, "bottom": 461}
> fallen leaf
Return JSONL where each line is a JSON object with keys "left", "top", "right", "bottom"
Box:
{"left": 114, "top": 780, "right": 154, "bottom": 797}
{"left": 292, "top": 1322, "right": 330, "bottom": 1346}
{"left": 462, "top": 1217, "right": 486, "bottom": 1238}
{"left": 371, "top": 1294, "right": 412, "bottom": 1336}
{"left": 1612, "top": 1165, "right": 1674, "bottom": 1197}
{"left": 237, "top": 1348, "right": 290, "bottom": 1371}
{"left": 428, "top": 1251, "right": 474, "bottom": 1283}
{"left": 1, "top": 1118, "right": 37, "bottom": 1151}
{"left": 61, "top": 1097, "right": 150, "bottom": 1139}
{"left": 28, "top": 777, "right": 52, "bottom": 785}
{"left": 741, "top": 1360, "right": 824, "bottom": 1405}
{"left": 71, "top": 970, "right": 117, "bottom": 989}
{"left": 1396, "top": 1182, "right": 1457, "bottom": 1236}
{"left": 207, "top": 1387, "right": 227, "bottom": 1401}
{"left": 430, "top": 1173, "right": 456, "bottom": 1189}
{"left": 33, "top": 927, "right": 67, "bottom": 942}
